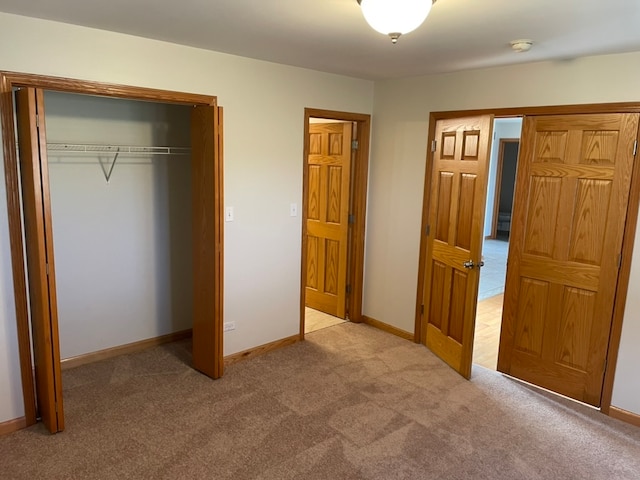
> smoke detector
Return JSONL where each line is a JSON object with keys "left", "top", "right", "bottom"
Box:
{"left": 510, "top": 39, "right": 533, "bottom": 53}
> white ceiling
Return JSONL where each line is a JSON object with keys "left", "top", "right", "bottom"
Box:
{"left": 1, "top": 0, "right": 639, "bottom": 80}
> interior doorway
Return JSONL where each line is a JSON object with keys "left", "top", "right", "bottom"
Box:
{"left": 473, "top": 118, "right": 522, "bottom": 371}
{"left": 300, "top": 109, "right": 371, "bottom": 337}
{"left": 303, "top": 119, "right": 353, "bottom": 333}
{"left": 416, "top": 105, "right": 640, "bottom": 414}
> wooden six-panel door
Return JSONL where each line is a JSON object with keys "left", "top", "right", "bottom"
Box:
{"left": 497, "top": 113, "right": 639, "bottom": 406}
{"left": 305, "top": 122, "right": 352, "bottom": 318}
{"left": 15, "top": 88, "right": 65, "bottom": 433}
{"left": 422, "top": 115, "right": 493, "bottom": 378}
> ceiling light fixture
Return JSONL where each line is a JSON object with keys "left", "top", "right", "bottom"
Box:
{"left": 357, "top": 0, "right": 434, "bottom": 44}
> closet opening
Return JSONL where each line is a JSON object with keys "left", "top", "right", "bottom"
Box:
{"left": 0, "top": 72, "right": 223, "bottom": 434}
{"left": 44, "top": 92, "right": 194, "bottom": 368}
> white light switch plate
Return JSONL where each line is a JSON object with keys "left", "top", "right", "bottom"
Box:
{"left": 290, "top": 203, "right": 298, "bottom": 217}
{"left": 225, "top": 206, "right": 234, "bottom": 222}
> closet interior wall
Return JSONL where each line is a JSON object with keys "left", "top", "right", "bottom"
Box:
{"left": 43, "top": 92, "right": 193, "bottom": 360}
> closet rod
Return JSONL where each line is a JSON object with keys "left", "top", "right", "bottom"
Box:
{"left": 45, "top": 143, "right": 191, "bottom": 156}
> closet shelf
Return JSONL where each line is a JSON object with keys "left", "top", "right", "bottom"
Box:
{"left": 46, "top": 143, "right": 191, "bottom": 156}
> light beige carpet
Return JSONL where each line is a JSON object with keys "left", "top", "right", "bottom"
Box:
{"left": 1, "top": 323, "right": 639, "bottom": 479}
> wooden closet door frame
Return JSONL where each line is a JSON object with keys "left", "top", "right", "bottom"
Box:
{"left": 0, "top": 71, "right": 224, "bottom": 428}
{"left": 414, "top": 102, "right": 640, "bottom": 417}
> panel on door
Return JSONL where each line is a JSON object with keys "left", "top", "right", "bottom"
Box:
{"left": 497, "top": 113, "right": 639, "bottom": 406}
{"left": 15, "top": 87, "right": 64, "bottom": 433}
{"left": 422, "top": 115, "right": 494, "bottom": 378}
{"left": 191, "top": 105, "right": 224, "bottom": 379}
{"left": 305, "top": 122, "right": 352, "bottom": 318}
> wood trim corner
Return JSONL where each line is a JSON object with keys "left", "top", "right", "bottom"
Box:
{"left": 0, "top": 416, "right": 27, "bottom": 436}
{"left": 362, "top": 315, "right": 414, "bottom": 341}
{"left": 608, "top": 406, "right": 640, "bottom": 428}
{"left": 224, "top": 335, "right": 299, "bottom": 367}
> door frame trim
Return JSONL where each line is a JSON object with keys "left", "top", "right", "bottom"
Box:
{"left": 299, "top": 108, "right": 371, "bottom": 338}
{"left": 0, "top": 71, "right": 223, "bottom": 427}
{"left": 415, "top": 102, "right": 640, "bottom": 415}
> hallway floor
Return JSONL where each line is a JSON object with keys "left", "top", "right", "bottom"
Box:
{"left": 304, "top": 307, "right": 345, "bottom": 334}
{"left": 473, "top": 294, "right": 503, "bottom": 370}
{"left": 478, "top": 238, "right": 509, "bottom": 301}
{"left": 474, "top": 238, "right": 509, "bottom": 370}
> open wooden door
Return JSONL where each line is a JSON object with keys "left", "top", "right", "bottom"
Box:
{"left": 422, "top": 115, "right": 493, "bottom": 378}
{"left": 497, "top": 113, "right": 639, "bottom": 406}
{"left": 15, "top": 87, "right": 64, "bottom": 433}
{"left": 305, "top": 122, "right": 352, "bottom": 318}
{"left": 191, "top": 105, "right": 224, "bottom": 379}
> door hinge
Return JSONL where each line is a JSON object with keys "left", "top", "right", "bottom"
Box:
{"left": 431, "top": 140, "right": 437, "bottom": 153}
{"left": 45, "top": 263, "right": 49, "bottom": 276}
{"left": 348, "top": 214, "right": 355, "bottom": 225}
{"left": 618, "top": 253, "right": 623, "bottom": 269}
{"left": 425, "top": 224, "right": 430, "bottom": 236}
{"left": 346, "top": 284, "right": 352, "bottom": 294}
{"left": 352, "top": 140, "right": 359, "bottom": 150}
{"left": 634, "top": 140, "right": 638, "bottom": 157}
{"left": 35, "top": 114, "right": 40, "bottom": 128}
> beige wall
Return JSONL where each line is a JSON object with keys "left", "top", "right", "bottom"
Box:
{"left": 365, "top": 51, "right": 640, "bottom": 415}
{"left": 0, "top": 12, "right": 374, "bottom": 423}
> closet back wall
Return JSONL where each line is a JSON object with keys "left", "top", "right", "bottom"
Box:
{"left": 44, "top": 92, "right": 192, "bottom": 359}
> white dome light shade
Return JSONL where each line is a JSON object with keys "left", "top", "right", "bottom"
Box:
{"left": 359, "top": 0, "right": 432, "bottom": 37}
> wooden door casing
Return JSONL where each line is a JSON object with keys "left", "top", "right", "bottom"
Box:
{"left": 305, "top": 122, "right": 352, "bottom": 318}
{"left": 15, "top": 88, "right": 64, "bottom": 433}
{"left": 422, "top": 115, "right": 493, "bottom": 378}
{"left": 497, "top": 113, "right": 640, "bottom": 406}
{"left": 1, "top": 71, "right": 223, "bottom": 432}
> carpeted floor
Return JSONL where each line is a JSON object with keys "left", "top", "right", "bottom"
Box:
{"left": 1, "top": 323, "right": 639, "bottom": 479}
